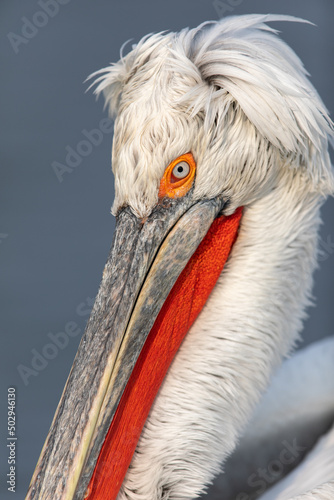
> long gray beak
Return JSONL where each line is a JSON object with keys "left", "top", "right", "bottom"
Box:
{"left": 26, "top": 193, "right": 225, "bottom": 500}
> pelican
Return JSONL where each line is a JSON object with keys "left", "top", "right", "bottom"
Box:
{"left": 26, "top": 14, "right": 334, "bottom": 500}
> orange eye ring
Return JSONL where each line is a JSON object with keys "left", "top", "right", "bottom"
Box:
{"left": 158, "top": 152, "right": 196, "bottom": 199}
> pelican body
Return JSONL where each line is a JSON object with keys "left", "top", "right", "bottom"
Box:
{"left": 26, "top": 14, "right": 334, "bottom": 500}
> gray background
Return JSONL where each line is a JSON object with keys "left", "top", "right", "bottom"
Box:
{"left": 1, "top": 1, "right": 333, "bottom": 499}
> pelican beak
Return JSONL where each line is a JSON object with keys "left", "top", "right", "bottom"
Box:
{"left": 26, "top": 193, "right": 237, "bottom": 500}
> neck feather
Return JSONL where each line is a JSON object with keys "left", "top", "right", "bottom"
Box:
{"left": 118, "top": 170, "right": 323, "bottom": 500}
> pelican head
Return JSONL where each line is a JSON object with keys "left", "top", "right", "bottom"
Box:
{"left": 27, "top": 14, "right": 333, "bottom": 500}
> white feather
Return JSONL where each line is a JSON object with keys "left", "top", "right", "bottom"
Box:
{"left": 89, "top": 14, "right": 333, "bottom": 218}
{"left": 205, "top": 337, "right": 334, "bottom": 499}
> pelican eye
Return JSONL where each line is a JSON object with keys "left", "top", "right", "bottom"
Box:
{"left": 159, "top": 152, "right": 196, "bottom": 199}
{"left": 171, "top": 161, "right": 190, "bottom": 181}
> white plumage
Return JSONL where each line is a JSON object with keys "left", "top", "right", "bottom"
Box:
{"left": 210, "top": 337, "right": 334, "bottom": 499}
{"left": 91, "top": 14, "right": 333, "bottom": 218}
{"left": 89, "top": 14, "right": 334, "bottom": 499}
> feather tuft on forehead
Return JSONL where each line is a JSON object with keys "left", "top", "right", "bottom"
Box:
{"left": 89, "top": 14, "right": 334, "bottom": 217}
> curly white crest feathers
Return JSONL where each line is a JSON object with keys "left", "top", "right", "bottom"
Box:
{"left": 88, "top": 14, "right": 334, "bottom": 218}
